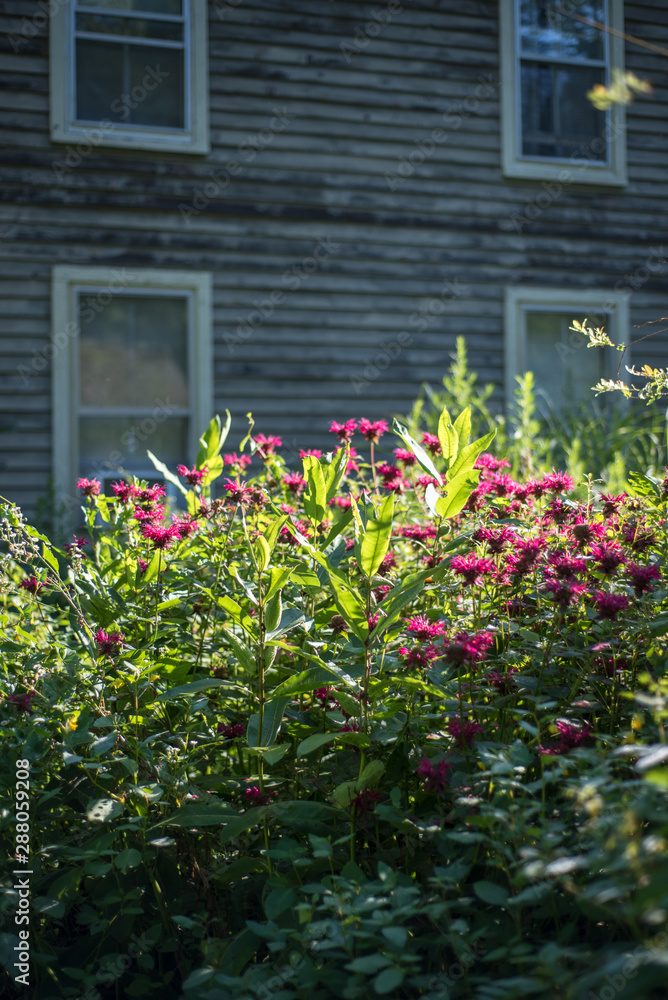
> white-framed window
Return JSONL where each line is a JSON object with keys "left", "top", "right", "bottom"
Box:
{"left": 504, "top": 286, "right": 630, "bottom": 413}
{"left": 51, "top": 266, "right": 213, "bottom": 514}
{"left": 50, "top": 0, "right": 209, "bottom": 154}
{"left": 500, "top": 0, "right": 626, "bottom": 185}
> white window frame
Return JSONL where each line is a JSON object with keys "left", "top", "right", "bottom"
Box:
{"left": 50, "top": 1, "right": 209, "bottom": 154}
{"left": 51, "top": 265, "right": 213, "bottom": 518}
{"left": 504, "top": 286, "right": 630, "bottom": 412}
{"left": 500, "top": 0, "right": 626, "bottom": 185}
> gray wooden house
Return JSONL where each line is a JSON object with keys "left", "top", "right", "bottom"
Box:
{"left": 1, "top": 0, "right": 667, "bottom": 519}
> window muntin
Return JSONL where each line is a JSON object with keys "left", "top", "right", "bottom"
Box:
{"left": 50, "top": 0, "right": 208, "bottom": 152}
{"left": 518, "top": 0, "right": 607, "bottom": 162}
{"left": 500, "top": 0, "right": 625, "bottom": 184}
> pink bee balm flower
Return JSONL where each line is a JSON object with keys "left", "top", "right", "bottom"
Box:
{"left": 217, "top": 722, "right": 246, "bottom": 740}
{"left": 540, "top": 720, "right": 592, "bottom": 755}
{"left": 570, "top": 519, "right": 606, "bottom": 547}
{"left": 394, "top": 448, "right": 418, "bottom": 466}
{"left": 416, "top": 475, "right": 441, "bottom": 489}
{"left": 377, "top": 463, "right": 401, "bottom": 481}
{"left": 63, "top": 535, "right": 86, "bottom": 555}
{"left": 383, "top": 476, "right": 408, "bottom": 494}
{"left": 245, "top": 785, "right": 278, "bottom": 805}
{"left": 358, "top": 418, "right": 388, "bottom": 442}
{"left": 134, "top": 484, "right": 166, "bottom": 505}
{"left": 473, "top": 526, "right": 516, "bottom": 553}
{"left": 253, "top": 434, "right": 282, "bottom": 459}
{"left": 593, "top": 590, "right": 630, "bottom": 620}
{"left": 95, "top": 629, "right": 124, "bottom": 657}
{"left": 141, "top": 522, "right": 181, "bottom": 550}
{"left": 546, "top": 551, "right": 588, "bottom": 579}
{"left": 20, "top": 576, "right": 46, "bottom": 595}
{"left": 398, "top": 644, "right": 440, "bottom": 669}
{"left": 176, "top": 464, "right": 207, "bottom": 486}
{"left": 625, "top": 562, "right": 661, "bottom": 596}
{"left": 488, "top": 474, "right": 519, "bottom": 498}
{"left": 507, "top": 537, "right": 546, "bottom": 576}
{"left": 399, "top": 524, "right": 437, "bottom": 542}
{"left": 543, "top": 578, "right": 588, "bottom": 609}
{"left": 421, "top": 432, "right": 441, "bottom": 455}
{"left": 111, "top": 481, "right": 138, "bottom": 504}
{"left": 443, "top": 631, "right": 494, "bottom": 665}
{"left": 539, "top": 470, "right": 575, "bottom": 494}
{"left": 329, "top": 420, "right": 357, "bottom": 442}
{"left": 474, "top": 453, "right": 510, "bottom": 472}
{"left": 222, "top": 480, "right": 256, "bottom": 507}
{"left": 447, "top": 717, "right": 484, "bottom": 747}
{"left": 621, "top": 522, "right": 657, "bottom": 553}
{"left": 77, "top": 477, "right": 101, "bottom": 497}
{"left": 487, "top": 668, "right": 517, "bottom": 694}
{"left": 600, "top": 492, "right": 627, "bottom": 517}
{"left": 283, "top": 472, "right": 306, "bottom": 495}
{"left": 405, "top": 615, "right": 446, "bottom": 641}
{"left": 590, "top": 543, "right": 625, "bottom": 574}
{"left": 350, "top": 787, "right": 382, "bottom": 815}
{"left": 7, "top": 690, "right": 37, "bottom": 714}
{"left": 300, "top": 449, "right": 322, "bottom": 459}
{"left": 172, "top": 515, "right": 198, "bottom": 540}
{"left": 450, "top": 554, "right": 494, "bottom": 586}
{"left": 416, "top": 757, "right": 451, "bottom": 795}
{"left": 223, "top": 452, "right": 252, "bottom": 475}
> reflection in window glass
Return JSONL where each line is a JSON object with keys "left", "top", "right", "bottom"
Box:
{"left": 525, "top": 311, "right": 607, "bottom": 413}
{"left": 78, "top": 294, "right": 189, "bottom": 408}
{"left": 519, "top": 0, "right": 605, "bottom": 60}
{"left": 79, "top": 415, "right": 188, "bottom": 477}
{"left": 76, "top": 1, "right": 183, "bottom": 15}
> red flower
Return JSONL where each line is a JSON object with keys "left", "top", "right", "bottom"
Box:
{"left": 111, "top": 481, "right": 139, "bottom": 504}
{"left": 77, "top": 477, "right": 101, "bottom": 497}
{"left": 447, "top": 717, "right": 484, "bottom": 747}
{"left": 405, "top": 615, "right": 446, "bottom": 641}
{"left": 223, "top": 452, "right": 252, "bottom": 475}
{"left": 488, "top": 474, "right": 519, "bottom": 498}
{"left": 600, "top": 492, "right": 627, "bottom": 517}
{"left": 245, "top": 785, "right": 278, "bottom": 805}
{"left": 450, "top": 554, "right": 494, "bottom": 586}
{"left": 253, "top": 434, "right": 282, "bottom": 459}
{"left": 20, "top": 576, "right": 46, "bottom": 595}
{"left": 377, "top": 463, "right": 401, "bottom": 481}
{"left": 625, "top": 562, "right": 661, "bottom": 596}
{"left": 217, "top": 722, "right": 246, "bottom": 740}
{"left": 540, "top": 720, "right": 592, "bottom": 755}
{"left": 350, "top": 787, "right": 382, "bottom": 815}
{"left": 63, "top": 535, "right": 86, "bottom": 555}
{"left": 394, "top": 448, "right": 418, "bottom": 466}
{"left": 416, "top": 757, "right": 451, "bottom": 795}
{"left": 590, "top": 543, "right": 625, "bottom": 574}
{"left": 543, "top": 578, "right": 587, "bottom": 608}
{"left": 134, "top": 484, "right": 166, "bottom": 505}
{"left": 176, "top": 464, "right": 207, "bottom": 486}
{"left": 329, "top": 420, "right": 357, "bottom": 442}
{"left": 95, "top": 629, "right": 124, "bottom": 657}
{"left": 421, "top": 433, "right": 441, "bottom": 455}
{"left": 487, "top": 668, "right": 517, "bottom": 694}
{"left": 474, "top": 453, "right": 511, "bottom": 473}
{"left": 570, "top": 519, "right": 606, "bottom": 547}
{"left": 7, "top": 690, "right": 36, "bottom": 714}
{"left": 507, "top": 537, "right": 545, "bottom": 576}
{"left": 398, "top": 644, "right": 440, "bottom": 669}
{"left": 172, "top": 515, "right": 198, "bottom": 539}
{"left": 359, "top": 418, "right": 388, "bottom": 442}
{"left": 300, "top": 448, "right": 322, "bottom": 459}
{"left": 141, "top": 522, "right": 181, "bottom": 550}
{"left": 383, "top": 476, "right": 408, "bottom": 494}
{"left": 593, "top": 590, "right": 630, "bottom": 620}
{"left": 283, "top": 472, "right": 306, "bottom": 495}
{"left": 622, "top": 522, "right": 657, "bottom": 553}
{"left": 443, "top": 631, "right": 494, "bottom": 665}
{"left": 546, "top": 551, "right": 588, "bottom": 579}
{"left": 539, "top": 470, "right": 574, "bottom": 494}
{"left": 398, "top": 524, "right": 437, "bottom": 542}
{"left": 473, "top": 526, "right": 516, "bottom": 553}
{"left": 222, "top": 480, "right": 255, "bottom": 507}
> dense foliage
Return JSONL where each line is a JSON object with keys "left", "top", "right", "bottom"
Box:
{"left": 2, "top": 407, "right": 668, "bottom": 1000}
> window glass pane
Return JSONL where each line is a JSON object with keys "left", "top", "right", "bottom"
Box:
{"left": 79, "top": 415, "right": 188, "bottom": 476}
{"left": 521, "top": 62, "right": 606, "bottom": 159}
{"left": 77, "top": 1, "right": 183, "bottom": 14}
{"left": 78, "top": 294, "right": 190, "bottom": 408}
{"left": 75, "top": 39, "right": 184, "bottom": 127}
{"left": 519, "top": 0, "right": 605, "bottom": 60}
{"left": 525, "top": 311, "right": 606, "bottom": 413}
{"left": 76, "top": 12, "right": 184, "bottom": 41}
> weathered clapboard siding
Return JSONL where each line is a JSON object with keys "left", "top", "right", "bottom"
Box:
{"left": 0, "top": 0, "right": 668, "bottom": 514}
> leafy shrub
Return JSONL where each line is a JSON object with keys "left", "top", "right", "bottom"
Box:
{"left": 2, "top": 410, "right": 668, "bottom": 999}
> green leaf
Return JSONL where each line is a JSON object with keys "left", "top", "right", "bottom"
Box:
{"left": 369, "top": 560, "right": 448, "bottom": 641}
{"left": 302, "top": 455, "right": 327, "bottom": 523}
{"left": 154, "top": 678, "right": 235, "bottom": 702}
{"left": 437, "top": 408, "right": 458, "bottom": 466}
{"left": 115, "top": 848, "right": 142, "bottom": 871}
{"left": 262, "top": 514, "right": 289, "bottom": 558}
{"left": 452, "top": 406, "right": 472, "bottom": 452}
{"left": 323, "top": 507, "right": 354, "bottom": 549}
{"left": 346, "top": 955, "right": 391, "bottom": 974}
{"left": 89, "top": 731, "right": 117, "bottom": 756}
{"left": 42, "top": 542, "right": 59, "bottom": 575}
{"left": 254, "top": 535, "right": 271, "bottom": 573}
{"left": 247, "top": 697, "right": 289, "bottom": 747}
{"left": 201, "top": 454, "right": 224, "bottom": 487}
{"left": 374, "top": 968, "right": 405, "bottom": 994}
{"left": 273, "top": 665, "right": 343, "bottom": 698}
{"left": 265, "top": 606, "right": 307, "bottom": 641}
{"left": 265, "top": 887, "right": 296, "bottom": 921}
{"left": 474, "top": 880, "right": 510, "bottom": 906}
{"left": 221, "top": 628, "right": 255, "bottom": 672}
{"left": 297, "top": 731, "right": 370, "bottom": 756}
{"left": 328, "top": 574, "right": 368, "bottom": 643}
{"left": 359, "top": 493, "right": 395, "bottom": 580}
{"left": 324, "top": 445, "right": 350, "bottom": 503}
{"left": 213, "top": 594, "right": 257, "bottom": 639}
{"left": 392, "top": 419, "right": 443, "bottom": 485}
{"left": 265, "top": 564, "right": 293, "bottom": 602}
{"left": 220, "top": 806, "right": 271, "bottom": 844}
{"left": 142, "top": 549, "right": 163, "bottom": 585}
{"left": 382, "top": 926, "right": 408, "bottom": 949}
{"left": 157, "top": 804, "right": 238, "bottom": 828}
{"left": 196, "top": 411, "right": 231, "bottom": 467}
{"left": 447, "top": 429, "right": 496, "bottom": 481}
{"left": 146, "top": 450, "right": 187, "bottom": 497}
{"left": 435, "top": 469, "right": 480, "bottom": 519}
{"left": 264, "top": 591, "right": 282, "bottom": 634}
